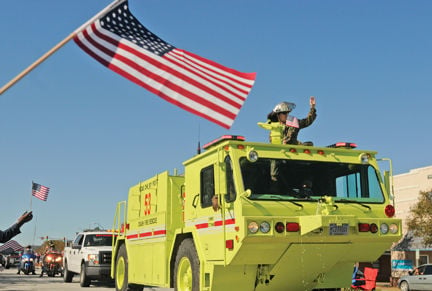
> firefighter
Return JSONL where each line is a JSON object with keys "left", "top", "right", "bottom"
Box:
{"left": 267, "top": 97, "right": 317, "bottom": 145}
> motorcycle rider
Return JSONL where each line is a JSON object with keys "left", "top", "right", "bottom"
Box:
{"left": 39, "top": 241, "right": 56, "bottom": 277}
{"left": 39, "top": 241, "right": 61, "bottom": 277}
{"left": 17, "top": 245, "right": 36, "bottom": 275}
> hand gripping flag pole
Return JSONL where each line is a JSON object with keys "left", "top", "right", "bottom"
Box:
{"left": 0, "top": 0, "right": 125, "bottom": 96}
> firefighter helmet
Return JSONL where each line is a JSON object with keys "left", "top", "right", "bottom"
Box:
{"left": 273, "top": 102, "right": 296, "bottom": 113}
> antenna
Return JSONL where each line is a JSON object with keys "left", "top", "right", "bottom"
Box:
{"left": 197, "top": 124, "right": 201, "bottom": 154}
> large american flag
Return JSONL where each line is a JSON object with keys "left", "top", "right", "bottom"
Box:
{"left": 74, "top": 0, "right": 256, "bottom": 129}
{"left": 32, "top": 182, "right": 50, "bottom": 201}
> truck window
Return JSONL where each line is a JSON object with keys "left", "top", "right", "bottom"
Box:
{"left": 336, "top": 166, "right": 383, "bottom": 200}
{"left": 239, "top": 157, "right": 384, "bottom": 203}
{"left": 225, "top": 155, "right": 236, "bottom": 203}
{"left": 200, "top": 165, "right": 215, "bottom": 208}
{"left": 73, "top": 234, "right": 84, "bottom": 246}
{"left": 84, "top": 234, "right": 113, "bottom": 247}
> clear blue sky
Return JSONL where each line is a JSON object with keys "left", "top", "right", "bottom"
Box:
{"left": 1, "top": 0, "right": 431, "bottom": 246}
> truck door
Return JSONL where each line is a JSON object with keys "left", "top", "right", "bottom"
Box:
{"left": 193, "top": 163, "right": 224, "bottom": 260}
{"left": 69, "top": 234, "right": 84, "bottom": 272}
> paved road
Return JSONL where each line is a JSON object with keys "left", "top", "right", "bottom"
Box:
{"left": 0, "top": 267, "right": 113, "bottom": 291}
{"left": 0, "top": 267, "right": 172, "bottom": 291}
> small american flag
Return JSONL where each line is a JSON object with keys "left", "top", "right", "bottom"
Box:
{"left": 74, "top": 0, "right": 256, "bottom": 129}
{"left": 32, "top": 182, "right": 50, "bottom": 201}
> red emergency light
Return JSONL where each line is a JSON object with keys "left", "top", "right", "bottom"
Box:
{"left": 327, "top": 142, "right": 357, "bottom": 149}
{"left": 203, "top": 135, "right": 245, "bottom": 150}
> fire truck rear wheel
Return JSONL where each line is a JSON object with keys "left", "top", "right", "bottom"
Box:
{"left": 174, "top": 238, "right": 200, "bottom": 291}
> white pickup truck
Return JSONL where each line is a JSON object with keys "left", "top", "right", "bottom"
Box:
{"left": 63, "top": 231, "right": 114, "bottom": 287}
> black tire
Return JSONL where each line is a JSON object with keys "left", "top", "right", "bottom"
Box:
{"left": 399, "top": 281, "right": 410, "bottom": 291}
{"left": 80, "top": 263, "right": 91, "bottom": 287}
{"left": 63, "top": 261, "right": 74, "bottom": 282}
{"left": 115, "top": 244, "right": 129, "bottom": 291}
{"left": 174, "top": 238, "right": 200, "bottom": 291}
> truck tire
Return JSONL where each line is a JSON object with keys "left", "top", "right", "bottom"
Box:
{"left": 115, "top": 244, "right": 130, "bottom": 291}
{"left": 63, "top": 261, "right": 74, "bottom": 282}
{"left": 80, "top": 263, "right": 91, "bottom": 287}
{"left": 174, "top": 238, "right": 200, "bottom": 291}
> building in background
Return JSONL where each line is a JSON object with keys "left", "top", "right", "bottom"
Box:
{"left": 391, "top": 165, "right": 432, "bottom": 284}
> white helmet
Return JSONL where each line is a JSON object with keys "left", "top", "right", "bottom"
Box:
{"left": 273, "top": 101, "right": 296, "bottom": 113}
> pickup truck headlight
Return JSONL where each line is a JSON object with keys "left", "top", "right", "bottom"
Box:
{"left": 87, "top": 254, "right": 99, "bottom": 265}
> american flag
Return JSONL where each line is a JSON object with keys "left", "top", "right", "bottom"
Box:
{"left": 32, "top": 182, "right": 50, "bottom": 201}
{"left": 74, "top": 0, "right": 256, "bottom": 129}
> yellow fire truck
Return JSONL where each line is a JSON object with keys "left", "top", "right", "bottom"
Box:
{"left": 111, "top": 132, "right": 402, "bottom": 291}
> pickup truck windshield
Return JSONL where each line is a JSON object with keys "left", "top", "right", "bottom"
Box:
{"left": 84, "top": 234, "right": 113, "bottom": 247}
{"left": 239, "top": 157, "right": 384, "bottom": 203}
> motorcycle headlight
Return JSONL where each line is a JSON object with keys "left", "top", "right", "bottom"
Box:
{"left": 55, "top": 257, "right": 62, "bottom": 262}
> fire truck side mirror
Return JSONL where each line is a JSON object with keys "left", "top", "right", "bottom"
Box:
{"left": 192, "top": 194, "right": 199, "bottom": 208}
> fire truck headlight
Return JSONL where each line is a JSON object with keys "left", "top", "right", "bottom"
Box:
{"left": 389, "top": 223, "right": 399, "bottom": 234}
{"left": 248, "top": 221, "right": 259, "bottom": 233}
{"left": 247, "top": 150, "right": 258, "bottom": 162}
{"left": 380, "top": 223, "right": 389, "bottom": 234}
{"left": 260, "top": 222, "right": 271, "bottom": 233}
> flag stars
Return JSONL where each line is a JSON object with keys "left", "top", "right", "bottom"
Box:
{"left": 99, "top": 3, "right": 174, "bottom": 56}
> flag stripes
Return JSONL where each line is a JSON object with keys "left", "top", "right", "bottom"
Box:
{"left": 32, "top": 182, "right": 50, "bottom": 202}
{"left": 74, "top": 1, "right": 255, "bottom": 129}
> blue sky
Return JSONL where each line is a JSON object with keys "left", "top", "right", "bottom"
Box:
{"left": 1, "top": 0, "right": 431, "bottom": 245}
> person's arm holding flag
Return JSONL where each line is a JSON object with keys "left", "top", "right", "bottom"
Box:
{"left": 0, "top": 211, "right": 33, "bottom": 243}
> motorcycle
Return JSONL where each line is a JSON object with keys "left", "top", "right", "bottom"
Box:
{"left": 19, "top": 253, "right": 36, "bottom": 275}
{"left": 40, "top": 251, "right": 63, "bottom": 277}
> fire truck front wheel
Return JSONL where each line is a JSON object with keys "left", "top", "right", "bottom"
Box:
{"left": 174, "top": 238, "right": 200, "bottom": 291}
{"left": 115, "top": 244, "right": 128, "bottom": 291}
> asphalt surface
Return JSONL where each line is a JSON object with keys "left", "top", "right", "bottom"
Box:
{"left": 0, "top": 267, "right": 173, "bottom": 291}
{"left": 0, "top": 266, "right": 113, "bottom": 291}
{"left": 0, "top": 266, "right": 398, "bottom": 291}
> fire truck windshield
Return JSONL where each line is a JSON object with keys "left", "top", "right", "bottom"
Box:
{"left": 239, "top": 157, "right": 384, "bottom": 203}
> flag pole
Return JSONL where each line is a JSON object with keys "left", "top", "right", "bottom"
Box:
{"left": 0, "top": 0, "right": 125, "bottom": 96}
{"left": 30, "top": 181, "right": 33, "bottom": 210}
{"left": 32, "top": 216, "right": 37, "bottom": 246}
